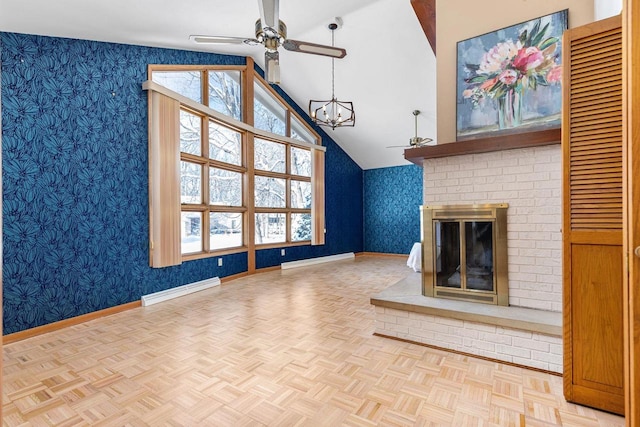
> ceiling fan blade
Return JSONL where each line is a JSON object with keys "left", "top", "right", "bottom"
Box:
{"left": 264, "top": 50, "right": 280, "bottom": 84}
{"left": 258, "top": 0, "right": 279, "bottom": 30}
{"left": 190, "top": 35, "right": 259, "bottom": 45}
{"left": 386, "top": 145, "right": 410, "bottom": 148}
{"left": 282, "top": 39, "right": 347, "bottom": 58}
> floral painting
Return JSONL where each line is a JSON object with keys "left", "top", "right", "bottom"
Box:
{"left": 456, "top": 10, "right": 568, "bottom": 140}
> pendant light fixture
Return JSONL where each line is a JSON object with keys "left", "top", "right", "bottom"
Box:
{"left": 308, "top": 22, "right": 355, "bottom": 130}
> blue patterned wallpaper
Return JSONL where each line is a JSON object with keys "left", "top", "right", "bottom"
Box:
{"left": 363, "top": 165, "right": 423, "bottom": 254}
{"left": 1, "top": 32, "right": 363, "bottom": 334}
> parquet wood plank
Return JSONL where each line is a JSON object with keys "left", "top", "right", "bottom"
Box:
{"left": 2, "top": 257, "right": 625, "bottom": 426}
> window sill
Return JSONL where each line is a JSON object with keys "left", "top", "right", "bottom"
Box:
{"left": 182, "top": 247, "right": 248, "bottom": 261}
{"left": 255, "top": 241, "right": 311, "bottom": 250}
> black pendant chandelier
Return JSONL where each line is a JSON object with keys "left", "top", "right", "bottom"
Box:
{"left": 308, "top": 22, "right": 355, "bottom": 130}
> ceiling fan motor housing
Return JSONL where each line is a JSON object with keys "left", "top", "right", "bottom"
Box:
{"left": 255, "top": 19, "right": 287, "bottom": 47}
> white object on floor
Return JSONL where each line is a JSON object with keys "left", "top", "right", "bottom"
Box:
{"left": 407, "top": 242, "right": 421, "bottom": 272}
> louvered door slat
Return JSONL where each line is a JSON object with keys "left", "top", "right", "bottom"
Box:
{"left": 571, "top": 84, "right": 622, "bottom": 99}
{"left": 571, "top": 153, "right": 622, "bottom": 161}
{"left": 570, "top": 94, "right": 621, "bottom": 108}
{"left": 570, "top": 111, "right": 623, "bottom": 124}
{"left": 571, "top": 59, "right": 622, "bottom": 76}
{"left": 571, "top": 191, "right": 623, "bottom": 198}
{"left": 570, "top": 30, "right": 622, "bottom": 51}
{"left": 571, "top": 48, "right": 622, "bottom": 63}
{"left": 571, "top": 70, "right": 622, "bottom": 85}
{"left": 571, "top": 105, "right": 621, "bottom": 118}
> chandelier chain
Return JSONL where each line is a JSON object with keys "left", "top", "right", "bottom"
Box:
{"left": 331, "top": 28, "right": 335, "bottom": 99}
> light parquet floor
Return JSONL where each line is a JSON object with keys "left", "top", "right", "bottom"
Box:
{"left": 3, "top": 257, "right": 625, "bottom": 426}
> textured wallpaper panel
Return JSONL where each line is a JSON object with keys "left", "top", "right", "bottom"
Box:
{"left": 1, "top": 33, "right": 362, "bottom": 333}
{"left": 364, "top": 165, "right": 422, "bottom": 254}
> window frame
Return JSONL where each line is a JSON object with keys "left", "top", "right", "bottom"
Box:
{"left": 179, "top": 105, "right": 248, "bottom": 259}
{"left": 146, "top": 62, "right": 325, "bottom": 266}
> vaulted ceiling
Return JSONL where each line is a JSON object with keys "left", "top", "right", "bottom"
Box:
{"left": 0, "top": 0, "right": 436, "bottom": 170}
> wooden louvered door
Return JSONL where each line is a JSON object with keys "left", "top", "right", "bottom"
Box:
{"left": 562, "top": 15, "right": 624, "bottom": 415}
{"left": 623, "top": 0, "right": 640, "bottom": 422}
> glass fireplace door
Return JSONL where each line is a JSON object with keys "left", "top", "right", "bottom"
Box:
{"left": 464, "top": 221, "right": 494, "bottom": 292}
{"left": 434, "top": 221, "right": 461, "bottom": 288}
{"left": 434, "top": 220, "right": 496, "bottom": 293}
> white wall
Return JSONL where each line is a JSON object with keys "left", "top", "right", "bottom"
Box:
{"left": 594, "top": 0, "right": 622, "bottom": 20}
{"left": 423, "top": 145, "right": 562, "bottom": 311}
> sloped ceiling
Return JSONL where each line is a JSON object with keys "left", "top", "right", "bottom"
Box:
{"left": 0, "top": 0, "right": 436, "bottom": 170}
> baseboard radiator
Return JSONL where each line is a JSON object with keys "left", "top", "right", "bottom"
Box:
{"left": 141, "top": 277, "right": 221, "bottom": 307}
{"left": 281, "top": 252, "right": 355, "bottom": 270}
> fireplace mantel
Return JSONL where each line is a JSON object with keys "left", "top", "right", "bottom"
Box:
{"left": 404, "top": 128, "right": 561, "bottom": 166}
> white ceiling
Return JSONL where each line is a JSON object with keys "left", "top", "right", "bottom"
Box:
{"left": 0, "top": 0, "right": 436, "bottom": 170}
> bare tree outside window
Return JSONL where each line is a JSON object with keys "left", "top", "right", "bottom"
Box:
{"left": 254, "top": 81, "right": 286, "bottom": 135}
{"left": 180, "top": 110, "right": 201, "bottom": 155}
{"left": 255, "top": 213, "right": 286, "bottom": 244}
{"left": 180, "top": 161, "right": 202, "bottom": 204}
{"left": 255, "top": 139, "right": 285, "bottom": 173}
{"left": 209, "top": 121, "right": 242, "bottom": 166}
{"left": 209, "top": 168, "right": 242, "bottom": 206}
{"left": 291, "top": 147, "right": 311, "bottom": 176}
{"left": 208, "top": 71, "right": 242, "bottom": 120}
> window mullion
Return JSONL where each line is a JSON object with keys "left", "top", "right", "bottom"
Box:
{"left": 244, "top": 59, "right": 256, "bottom": 272}
{"left": 202, "top": 116, "right": 211, "bottom": 252}
{"left": 202, "top": 70, "right": 209, "bottom": 108}
{"left": 286, "top": 109, "right": 291, "bottom": 138}
{"left": 286, "top": 176, "right": 291, "bottom": 243}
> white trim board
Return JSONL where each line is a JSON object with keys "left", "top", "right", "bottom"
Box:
{"left": 281, "top": 252, "right": 355, "bottom": 270}
{"left": 141, "top": 277, "right": 221, "bottom": 306}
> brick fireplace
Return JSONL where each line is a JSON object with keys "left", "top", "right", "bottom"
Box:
{"left": 423, "top": 145, "right": 562, "bottom": 311}
{"left": 371, "top": 142, "right": 563, "bottom": 373}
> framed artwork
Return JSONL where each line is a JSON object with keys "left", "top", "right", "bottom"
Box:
{"left": 456, "top": 9, "right": 569, "bottom": 140}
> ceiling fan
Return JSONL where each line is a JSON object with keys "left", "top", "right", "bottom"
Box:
{"left": 190, "top": 0, "right": 347, "bottom": 85}
{"left": 387, "top": 110, "right": 435, "bottom": 148}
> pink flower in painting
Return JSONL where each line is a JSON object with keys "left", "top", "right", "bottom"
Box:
{"left": 498, "top": 69, "right": 518, "bottom": 85}
{"left": 513, "top": 47, "right": 544, "bottom": 72}
{"left": 547, "top": 65, "right": 562, "bottom": 83}
{"left": 478, "top": 40, "right": 521, "bottom": 74}
{"left": 461, "top": 16, "right": 563, "bottom": 117}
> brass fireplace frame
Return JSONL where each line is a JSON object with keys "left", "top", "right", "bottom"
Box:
{"left": 421, "top": 204, "right": 509, "bottom": 306}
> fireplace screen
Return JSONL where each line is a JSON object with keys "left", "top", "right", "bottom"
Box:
{"left": 422, "top": 204, "right": 508, "bottom": 305}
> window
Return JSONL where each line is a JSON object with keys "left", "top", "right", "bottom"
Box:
{"left": 291, "top": 115, "right": 317, "bottom": 144}
{"left": 208, "top": 70, "right": 242, "bottom": 120}
{"left": 253, "top": 139, "right": 312, "bottom": 246}
{"left": 254, "top": 81, "right": 286, "bottom": 136}
{"left": 254, "top": 138, "right": 286, "bottom": 173}
{"left": 209, "top": 121, "right": 242, "bottom": 166}
{"left": 152, "top": 71, "right": 202, "bottom": 103}
{"left": 146, "top": 64, "right": 325, "bottom": 267}
{"left": 179, "top": 110, "right": 246, "bottom": 255}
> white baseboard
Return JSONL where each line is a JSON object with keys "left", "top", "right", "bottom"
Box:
{"left": 141, "top": 277, "right": 221, "bottom": 307}
{"left": 281, "top": 252, "right": 355, "bottom": 270}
